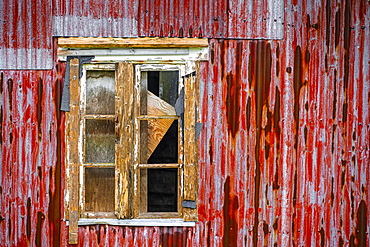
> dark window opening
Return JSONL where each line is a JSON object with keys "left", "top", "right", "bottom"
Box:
{"left": 147, "top": 168, "right": 178, "bottom": 212}
{"left": 147, "top": 71, "right": 179, "bottom": 107}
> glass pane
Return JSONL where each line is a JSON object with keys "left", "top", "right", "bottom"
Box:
{"left": 140, "top": 120, "right": 178, "bottom": 164}
{"left": 85, "top": 167, "right": 115, "bottom": 212}
{"left": 86, "top": 70, "right": 115, "bottom": 115}
{"left": 85, "top": 119, "right": 115, "bottom": 163}
{"left": 147, "top": 168, "right": 178, "bottom": 212}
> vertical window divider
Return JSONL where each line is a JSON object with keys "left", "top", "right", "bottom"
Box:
{"left": 66, "top": 58, "right": 81, "bottom": 245}
{"left": 115, "top": 62, "right": 134, "bottom": 219}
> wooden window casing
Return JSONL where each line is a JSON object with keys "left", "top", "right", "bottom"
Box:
{"left": 65, "top": 59, "right": 200, "bottom": 244}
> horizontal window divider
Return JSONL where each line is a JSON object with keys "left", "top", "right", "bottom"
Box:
{"left": 66, "top": 218, "right": 196, "bottom": 227}
{"left": 137, "top": 163, "right": 181, "bottom": 169}
{"left": 138, "top": 212, "right": 179, "bottom": 218}
{"left": 84, "top": 115, "right": 116, "bottom": 119}
{"left": 84, "top": 163, "right": 115, "bottom": 168}
{"left": 137, "top": 115, "right": 179, "bottom": 120}
{"left": 83, "top": 212, "right": 116, "bottom": 218}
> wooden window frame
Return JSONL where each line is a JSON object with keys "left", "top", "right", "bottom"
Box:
{"left": 133, "top": 64, "right": 185, "bottom": 219}
{"left": 62, "top": 37, "right": 206, "bottom": 245}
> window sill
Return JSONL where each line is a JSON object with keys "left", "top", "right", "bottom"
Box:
{"left": 66, "top": 218, "right": 196, "bottom": 227}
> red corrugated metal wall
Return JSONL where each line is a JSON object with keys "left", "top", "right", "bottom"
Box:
{"left": 1, "top": 0, "right": 369, "bottom": 246}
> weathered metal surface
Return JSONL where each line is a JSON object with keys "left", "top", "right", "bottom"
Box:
{"left": 0, "top": 67, "right": 65, "bottom": 246}
{"left": 0, "top": 0, "right": 53, "bottom": 69}
{"left": 1, "top": 0, "right": 283, "bottom": 69}
{"left": 1, "top": 0, "right": 369, "bottom": 246}
{"left": 52, "top": 0, "right": 283, "bottom": 39}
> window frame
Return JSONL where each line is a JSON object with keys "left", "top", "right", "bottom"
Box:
{"left": 80, "top": 64, "right": 117, "bottom": 219}
{"left": 133, "top": 64, "right": 185, "bottom": 219}
{"left": 61, "top": 37, "right": 207, "bottom": 245}
{"left": 66, "top": 63, "right": 199, "bottom": 216}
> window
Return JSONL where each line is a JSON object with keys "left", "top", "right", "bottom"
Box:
{"left": 61, "top": 37, "right": 207, "bottom": 244}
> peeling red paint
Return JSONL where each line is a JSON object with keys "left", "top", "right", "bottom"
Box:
{"left": 37, "top": 78, "right": 43, "bottom": 141}
{"left": 1, "top": 0, "right": 369, "bottom": 246}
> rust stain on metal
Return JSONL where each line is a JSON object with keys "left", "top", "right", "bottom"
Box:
{"left": 0, "top": 72, "right": 3, "bottom": 93}
{"left": 333, "top": 69, "right": 338, "bottom": 119}
{"left": 343, "top": 0, "right": 351, "bottom": 93}
{"left": 319, "top": 227, "right": 325, "bottom": 247}
{"left": 325, "top": 0, "right": 331, "bottom": 72}
{"left": 36, "top": 211, "right": 45, "bottom": 246}
{"left": 273, "top": 90, "right": 281, "bottom": 192}
{"left": 293, "top": 45, "right": 303, "bottom": 150}
{"left": 356, "top": 200, "right": 368, "bottom": 246}
{"left": 249, "top": 40, "right": 272, "bottom": 247}
{"left": 209, "top": 138, "right": 213, "bottom": 164}
{"left": 246, "top": 96, "right": 251, "bottom": 132}
{"left": 275, "top": 44, "right": 280, "bottom": 77}
{"left": 47, "top": 62, "right": 64, "bottom": 247}
{"left": 26, "top": 198, "right": 31, "bottom": 240}
{"left": 226, "top": 41, "right": 242, "bottom": 139}
{"left": 7, "top": 78, "right": 13, "bottom": 112}
{"left": 335, "top": 11, "right": 341, "bottom": 48}
{"left": 223, "top": 176, "right": 239, "bottom": 247}
{"left": 263, "top": 221, "right": 269, "bottom": 246}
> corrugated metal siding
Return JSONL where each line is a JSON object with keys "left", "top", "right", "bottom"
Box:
{"left": 135, "top": 0, "right": 284, "bottom": 39}
{"left": 52, "top": 0, "right": 139, "bottom": 38}
{"left": 52, "top": 0, "right": 283, "bottom": 39}
{"left": 0, "top": 0, "right": 369, "bottom": 246}
{"left": 0, "top": 0, "right": 53, "bottom": 69}
{"left": 0, "top": 67, "right": 65, "bottom": 246}
{"left": 1, "top": 0, "right": 283, "bottom": 69}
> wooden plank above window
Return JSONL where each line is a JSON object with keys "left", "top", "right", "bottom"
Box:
{"left": 58, "top": 37, "right": 208, "bottom": 48}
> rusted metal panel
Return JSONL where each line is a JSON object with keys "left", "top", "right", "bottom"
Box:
{"left": 135, "top": 0, "right": 284, "bottom": 39}
{"left": 1, "top": 0, "right": 369, "bottom": 246}
{"left": 1, "top": 0, "right": 283, "bottom": 69}
{"left": 0, "top": 67, "right": 65, "bottom": 246}
{"left": 52, "top": 0, "right": 283, "bottom": 39}
{"left": 52, "top": 0, "right": 139, "bottom": 38}
{"left": 0, "top": 0, "right": 53, "bottom": 69}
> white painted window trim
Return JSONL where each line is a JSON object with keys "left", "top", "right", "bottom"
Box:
{"left": 58, "top": 47, "right": 208, "bottom": 62}
{"left": 65, "top": 219, "right": 196, "bottom": 227}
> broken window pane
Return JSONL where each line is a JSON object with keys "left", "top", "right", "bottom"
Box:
{"left": 144, "top": 71, "right": 179, "bottom": 107}
{"left": 85, "top": 167, "right": 115, "bottom": 212}
{"left": 85, "top": 119, "right": 115, "bottom": 163}
{"left": 86, "top": 70, "right": 115, "bottom": 115}
{"left": 146, "top": 168, "right": 178, "bottom": 212}
{"left": 140, "top": 120, "right": 178, "bottom": 164}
